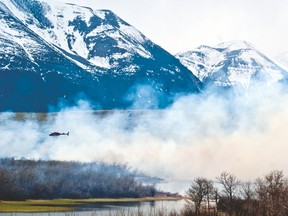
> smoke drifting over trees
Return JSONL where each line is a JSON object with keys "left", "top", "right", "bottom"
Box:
{"left": 0, "top": 158, "right": 156, "bottom": 200}
{"left": 1, "top": 83, "right": 288, "bottom": 181}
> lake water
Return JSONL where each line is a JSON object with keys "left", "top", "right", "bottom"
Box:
{"left": 0, "top": 180, "right": 192, "bottom": 216}
{"left": 156, "top": 180, "right": 192, "bottom": 195}
{"left": 0, "top": 200, "right": 187, "bottom": 216}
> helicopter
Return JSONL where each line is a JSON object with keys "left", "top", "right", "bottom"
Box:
{"left": 49, "top": 132, "right": 69, "bottom": 137}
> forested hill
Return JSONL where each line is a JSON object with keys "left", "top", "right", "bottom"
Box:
{"left": 0, "top": 158, "right": 156, "bottom": 200}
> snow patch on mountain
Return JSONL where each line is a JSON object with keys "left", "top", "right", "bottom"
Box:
{"left": 1, "top": 0, "right": 28, "bottom": 22}
{"left": 176, "top": 45, "right": 225, "bottom": 81}
{"left": 123, "top": 64, "right": 139, "bottom": 73}
{"left": 0, "top": 2, "right": 48, "bottom": 66}
{"left": 93, "top": 10, "right": 106, "bottom": 19}
{"left": 86, "top": 24, "right": 113, "bottom": 37}
{"left": 89, "top": 56, "right": 111, "bottom": 68}
{"left": 217, "top": 40, "right": 254, "bottom": 51}
{"left": 119, "top": 23, "right": 146, "bottom": 44}
{"left": 28, "top": 2, "right": 93, "bottom": 59}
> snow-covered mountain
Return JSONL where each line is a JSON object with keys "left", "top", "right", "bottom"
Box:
{"left": 0, "top": 0, "right": 201, "bottom": 112}
{"left": 176, "top": 40, "right": 288, "bottom": 92}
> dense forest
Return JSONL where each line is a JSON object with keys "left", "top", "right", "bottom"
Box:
{"left": 0, "top": 158, "right": 156, "bottom": 200}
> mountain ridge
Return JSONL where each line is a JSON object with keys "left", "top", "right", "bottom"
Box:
{"left": 0, "top": 0, "right": 201, "bottom": 112}
{"left": 2, "top": 0, "right": 286, "bottom": 112}
{"left": 175, "top": 40, "right": 288, "bottom": 92}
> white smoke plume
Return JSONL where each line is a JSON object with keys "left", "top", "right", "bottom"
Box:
{"left": 1, "top": 83, "right": 288, "bottom": 183}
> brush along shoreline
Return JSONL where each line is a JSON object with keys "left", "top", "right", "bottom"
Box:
{"left": 0, "top": 196, "right": 183, "bottom": 213}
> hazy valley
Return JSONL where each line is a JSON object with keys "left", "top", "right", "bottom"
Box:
{"left": 1, "top": 0, "right": 288, "bottom": 215}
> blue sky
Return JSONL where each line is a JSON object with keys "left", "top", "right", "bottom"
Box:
{"left": 57, "top": 0, "right": 288, "bottom": 58}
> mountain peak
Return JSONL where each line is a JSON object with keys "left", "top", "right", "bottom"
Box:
{"left": 217, "top": 40, "right": 254, "bottom": 51}
{"left": 5, "top": 0, "right": 153, "bottom": 69}
{"left": 0, "top": 0, "right": 201, "bottom": 112}
{"left": 176, "top": 40, "right": 288, "bottom": 91}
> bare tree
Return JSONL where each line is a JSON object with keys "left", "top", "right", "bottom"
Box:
{"left": 213, "top": 188, "right": 220, "bottom": 215}
{"left": 240, "top": 181, "right": 256, "bottom": 216}
{"left": 205, "top": 179, "right": 214, "bottom": 213}
{"left": 184, "top": 171, "right": 288, "bottom": 216}
{"left": 186, "top": 177, "right": 214, "bottom": 215}
{"left": 255, "top": 170, "right": 288, "bottom": 216}
{"left": 217, "top": 171, "right": 240, "bottom": 216}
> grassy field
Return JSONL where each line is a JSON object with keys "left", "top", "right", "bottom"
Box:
{"left": 0, "top": 197, "right": 182, "bottom": 213}
{"left": 0, "top": 199, "right": 74, "bottom": 212}
{"left": 10, "top": 110, "right": 167, "bottom": 121}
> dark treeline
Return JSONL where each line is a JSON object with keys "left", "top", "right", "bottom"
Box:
{"left": 0, "top": 158, "right": 156, "bottom": 200}
{"left": 184, "top": 170, "right": 288, "bottom": 216}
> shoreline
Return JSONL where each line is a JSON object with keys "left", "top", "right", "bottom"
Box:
{"left": 0, "top": 196, "right": 183, "bottom": 213}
